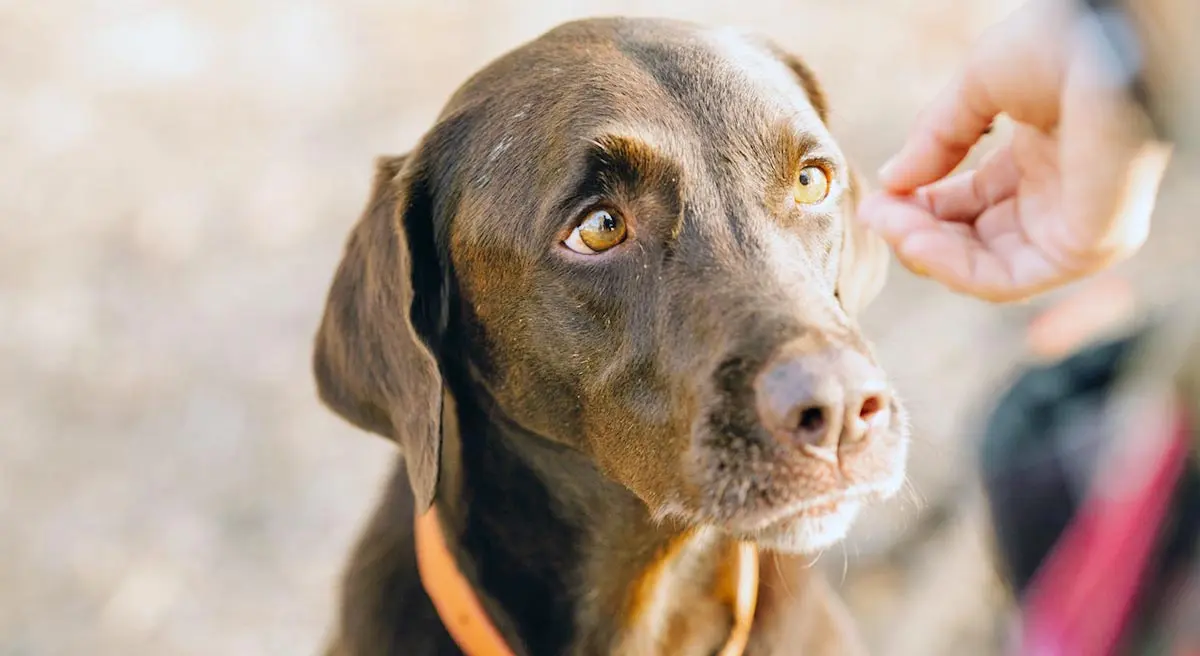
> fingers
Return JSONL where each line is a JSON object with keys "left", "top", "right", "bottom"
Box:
{"left": 860, "top": 147, "right": 1018, "bottom": 229}
{"left": 877, "top": 69, "right": 1000, "bottom": 194}
{"left": 856, "top": 192, "right": 1063, "bottom": 302}
{"left": 855, "top": 193, "right": 977, "bottom": 280}
{"left": 912, "top": 146, "right": 1021, "bottom": 223}
{"left": 859, "top": 1, "right": 1160, "bottom": 303}
{"left": 912, "top": 172, "right": 987, "bottom": 223}
{"left": 878, "top": 0, "right": 1072, "bottom": 195}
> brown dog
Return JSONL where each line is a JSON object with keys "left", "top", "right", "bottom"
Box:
{"left": 314, "top": 17, "right": 908, "bottom": 656}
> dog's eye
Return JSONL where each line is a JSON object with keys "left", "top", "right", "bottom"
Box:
{"left": 793, "top": 165, "right": 831, "bottom": 205}
{"left": 564, "top": 209, "right": 627, "bottom": 254}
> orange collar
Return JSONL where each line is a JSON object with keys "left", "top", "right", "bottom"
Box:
{"left": 717, "top": 541, "right": 761, "bottom": 656}
{"left": 414, "top": 506, "right": 759, "bottom": 656}
{"left": 414, "top": 506, "right": 515, "bottom": 656}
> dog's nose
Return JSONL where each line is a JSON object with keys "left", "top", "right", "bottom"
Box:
{"left": 754, "top": 347, "right": 890, "bottom": 457}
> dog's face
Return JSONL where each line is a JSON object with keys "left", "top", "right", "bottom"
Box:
{"left": 315, "top": 18, "right": 909, "bottom": 554}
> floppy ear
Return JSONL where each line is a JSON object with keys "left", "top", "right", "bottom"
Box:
{"left": 313, "top": 153, "right": 445, "bottom": 512}
{"left": 765, "top": 43, "right": 830, "bottom": 123}
{"left": 836, "top": 168, "right": 890, "bottom": 316}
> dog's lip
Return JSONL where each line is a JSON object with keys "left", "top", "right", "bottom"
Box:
{"left": 732, "top": 482, "right": 892, "bottom": 533}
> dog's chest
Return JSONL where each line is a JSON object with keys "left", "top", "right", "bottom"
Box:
{"left": 609, "top": 543, "right": 867, "bottom": 656}
{"left": 611, "top": 545, "right": 737, "bottom": 656}
{"left": 603, "top": 533, "right": 760, "bottom": 656}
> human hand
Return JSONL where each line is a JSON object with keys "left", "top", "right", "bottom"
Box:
{"left": 857, "top": 0, "right": 1172, "bottom": 302}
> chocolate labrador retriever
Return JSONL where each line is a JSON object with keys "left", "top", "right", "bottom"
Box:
{"left": 314, "top": 16, "right": 908, "bottom": 656}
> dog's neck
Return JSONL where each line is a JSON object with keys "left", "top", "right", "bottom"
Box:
{"left": 432, "top": 390, "right": 754, "bottom": 656}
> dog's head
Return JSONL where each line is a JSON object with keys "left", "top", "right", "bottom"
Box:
{"left": 314, "top": 18, "right": 907, "bottom": 554}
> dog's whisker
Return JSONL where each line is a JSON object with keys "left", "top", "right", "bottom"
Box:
{"left": 840, "top": 543, "right": 850, "bottom": 586}
{"left": 805, "top": 549, "right": 825, "bottom": 568}
{"left": 901, "top": 476, "right": 927, "bottom": 511}
{"left": 772, "top": 552, "right": 796, "bottom": 603}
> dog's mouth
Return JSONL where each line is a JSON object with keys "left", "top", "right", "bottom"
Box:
{"left": 676, "top": 342, "right": 912, "bottom": 554}
{"left": 738, "top": 481, "right": 897, "bottom": 532}
{"left": 720, "top": 481, "right": 900, "bottom": 554}
{"left": 731, "top": 474, "right": 897, "bottom": 522}
{"left": 688, "top": 396, "right": 910, "bottom": 554}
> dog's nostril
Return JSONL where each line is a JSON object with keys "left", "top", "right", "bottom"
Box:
{"left": 844, "top": 392, "right": 890, "bottom": 444}
{"left": 797, "top": 406, "right": 827, "bottom": 433}
{"left": 754, "top": 344, "right": 891, "bottom": 453}
{"left": 858, "top": 395, "right": 884, "bottom": 422}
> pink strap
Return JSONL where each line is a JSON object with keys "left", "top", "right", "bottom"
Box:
{"left": 1019, "top": 401, "right": 1189, "bottom": 655}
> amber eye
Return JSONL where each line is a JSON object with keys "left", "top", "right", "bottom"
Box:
{"left": 793, "top": 165, "right": 831, "bottom": 205}
{"left": 564, "top": 209, "right": 628, "bottom": 254}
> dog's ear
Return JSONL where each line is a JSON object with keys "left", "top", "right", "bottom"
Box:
{"left": 313, "top": 153, "right": 445, "bottom": 512}
{"left": 766, "top": 45, "right": 829, "bottom": 124}
{"left": 836, "top": 168, "right": 890, "bottom": 317}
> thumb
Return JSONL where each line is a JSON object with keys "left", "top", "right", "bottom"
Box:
{"left": 878, "top": 69, "right": 998, "bottom": 194}
{"left": 879, "top": 0, "right": 1075, "bottom": 193}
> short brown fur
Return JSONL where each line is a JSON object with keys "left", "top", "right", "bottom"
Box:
{"left": 314, "top": 17, "right": 905, "bottom": 656}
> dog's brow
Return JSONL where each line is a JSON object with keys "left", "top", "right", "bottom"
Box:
{"left": 544, "top": 133, "right": 683, "bottom": 237}
{"left": 750, "top": 119, "right": 834, "bottom": 190}
{"left": 774, "top": 121, "right": 826, "bottom": 165}
{"left": 588, "top": 134, "right": 675, "bottom": 172}
{"left": 556, "top": 133, "right": 681, "bottom": 204}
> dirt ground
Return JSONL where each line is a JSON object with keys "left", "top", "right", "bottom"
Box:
{"left": 3, "top": 1, "right": 1197, "bottom": 654}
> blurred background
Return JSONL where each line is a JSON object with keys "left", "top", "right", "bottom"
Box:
{"left": 2, "top": 1, "right": 1197, "bottom": 654}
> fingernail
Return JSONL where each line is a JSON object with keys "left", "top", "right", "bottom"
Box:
{"left": 877, "top": 154, "right": 900, "bottom": 182}
{"left": 898, "top": 251, "right": 930, "bottom": 277}
{"left": 900, "top": 256, "right": 925, "bottom": 277}
{"left": 878, "top": 138, "right": 918, "bottom": 185}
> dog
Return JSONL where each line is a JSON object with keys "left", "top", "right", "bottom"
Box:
{"left": 313, "top": 17, "right": 908, "bottom": 656}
